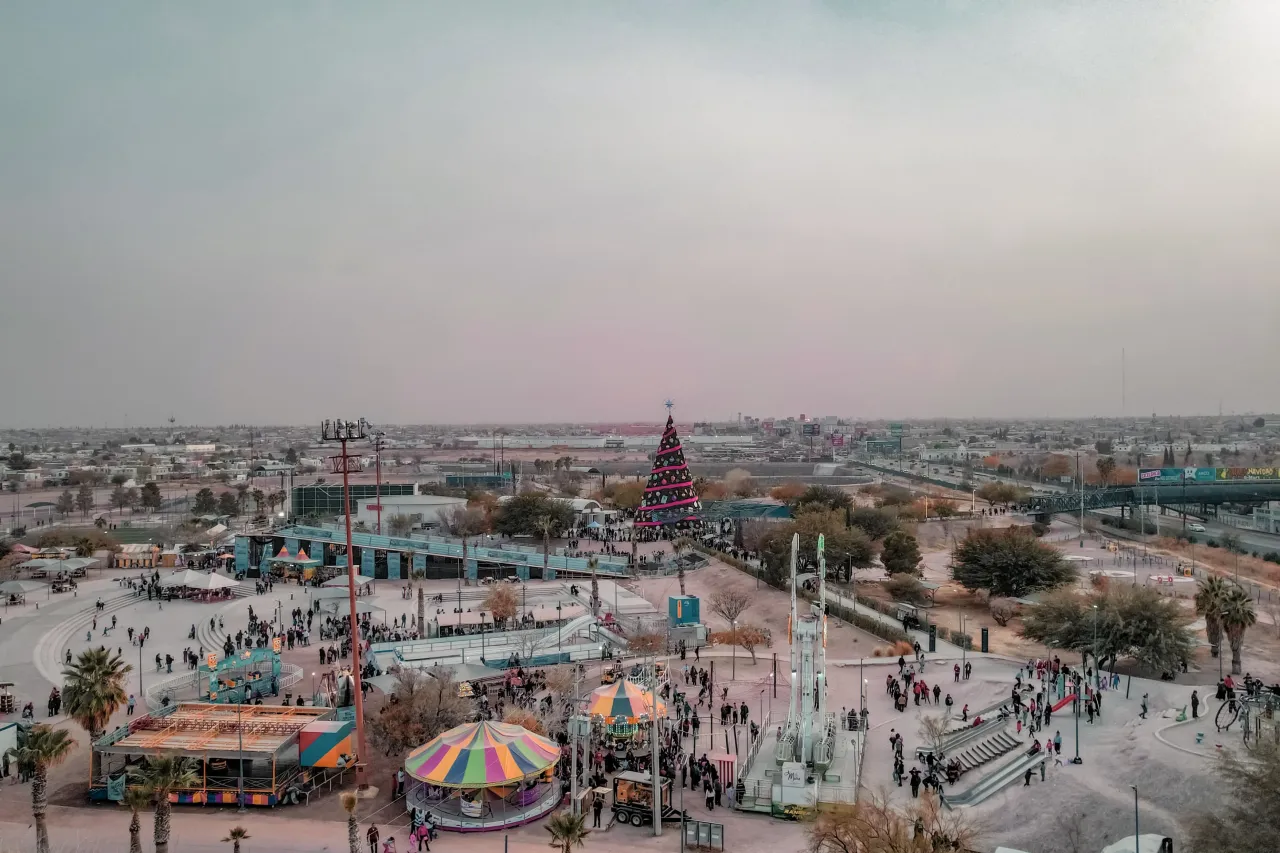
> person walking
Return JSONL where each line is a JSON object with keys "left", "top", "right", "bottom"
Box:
{"left": 127, "top": 694, "right": 136, "bottom": 716}
{"left": 908, "top": 768, "right": 921, "bottom": 798}
{"left": 366, "top": 824, "right": 380, "bottom": 853}
{"left": 1023, "top": 767, "right": 1034, "bottom": 787}
{"left": 1191, "top": 690, "right": 1200, "bottom": 719}
{"left": 1053, "top": 731, "right": 1062, "bottom": 754}
{"left": 1140, "top": 694, "right": 1149, "bottom": 720}
{"left": 593, "top": 794, "right": 604, "bottom": 828}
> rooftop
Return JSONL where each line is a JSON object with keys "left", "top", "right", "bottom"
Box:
{"left": 95, "top": 702, "right": 331, "bottom": 759}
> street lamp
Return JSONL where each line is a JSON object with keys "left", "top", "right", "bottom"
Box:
{"left": 1071, "top": 672, "right": 1083, "bottom": 765}
{"left": 1131, "top": 785, "right": 1140, "bottom": 853}
{"left": 1092, "top": 605, "right": 1100, "bottom": 691}
{"left": 237, "top": 696, "right": 246, "bottom": 813}
{"left": 731, "top": 618, "right": 738, "bottom": 680}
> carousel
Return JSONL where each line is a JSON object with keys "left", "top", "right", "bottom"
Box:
{"left": 403, "top": 720, "right": 562, "bottom": 832}
{"left": 587, "top": 679, "right": 666, "bottom": 756}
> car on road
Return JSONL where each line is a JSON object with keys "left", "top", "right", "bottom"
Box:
{"left": 1188, "top": 523, "right": 1206, "bottom": 532}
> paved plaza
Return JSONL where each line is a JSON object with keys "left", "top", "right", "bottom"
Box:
{"left": 0, "top": 551, "right": 1260, "bottom": 853}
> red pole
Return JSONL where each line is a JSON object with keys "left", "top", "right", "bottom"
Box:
{"left": 342, "top": 437, "right": 370, "bottom": 789}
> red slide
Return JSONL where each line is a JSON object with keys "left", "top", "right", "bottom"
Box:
{"left": 1050, "top": 693, "right": 1077, "bottom": 713}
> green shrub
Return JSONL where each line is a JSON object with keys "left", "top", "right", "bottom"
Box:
{"left": 952, "top": 632, "right": 973, "bottom": 650}
{"left": 935, "top": 626, "right": 951, "bottom": 641}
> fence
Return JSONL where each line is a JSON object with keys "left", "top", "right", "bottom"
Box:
{"left": 144, "top": 663, "right": 304, "bottom": 711}
{"left": 688, "top": 543, "right": 912, "bottom": 645}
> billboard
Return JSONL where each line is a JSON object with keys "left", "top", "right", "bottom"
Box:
{"left": 1137, "top": 467, "right": 1280, "bottom": 484}
{"left": 830, "top": 434, "right": 845, "bottom": 447}
{"left": 889, "top": 423, "right": 905, "bottom": 436}
{"left": 802, "top": 423, "right": 822, "bottom": 436}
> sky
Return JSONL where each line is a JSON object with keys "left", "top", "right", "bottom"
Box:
{"left": 2, "top": 2, "right": 1278, "bottom": 428}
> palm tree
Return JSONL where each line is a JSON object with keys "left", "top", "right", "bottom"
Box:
{"left": 588, "top": 555, "right": 600, "bottom": 616}
{"left": 7, "top": 724, "right": 74, "bottom": 853}
{"left": 673, "top": 538, "right": 687, "bottom": 596}
{"left": 341, "top": 790, "right": 360, "bottom": 853}
{"left": 222, "top": 826, "right": 251, "bottom": 853}
{"left": 130, "top": 754, "right": 199, "bottom": 853}
{"left": 1195, "top": 576, "right": 1230, "bottom": 659}
{"left": 545, "top": 810, "right": 590, "bottom": 853}
{"left": 1221, "top": 586, "right": 1257, "bottom": 676}
{"left": 122, "top": 786, "right": 152, "bottom": 853}
{"left": 537, "top": 513, "right": 556, "bottom": 578}
{"left": 62, "top": 646, "right": 131, "bottom": 741}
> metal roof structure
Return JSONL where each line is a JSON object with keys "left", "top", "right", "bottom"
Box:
{"left": 95, "top": 703, "right": 331, "bottom": 760}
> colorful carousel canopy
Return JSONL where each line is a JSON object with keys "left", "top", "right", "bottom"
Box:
{"left": 404, "top": 720, "right": 560, "bottom": 788}
{"left": 587, "top": 679, "right": 666, "bottom": 722}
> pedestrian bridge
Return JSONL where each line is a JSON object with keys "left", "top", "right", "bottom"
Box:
{"left": 1023, "top": 481, "right": 1280, "bottom": 517}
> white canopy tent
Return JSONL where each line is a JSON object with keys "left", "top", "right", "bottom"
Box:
{"left": 322, "top": 599, "right": 385, "bottom": 616}
{"left": 1, "top": 580, "right": 47, "bottom": 599}
{"left": 158, "top": 569, "right": 239, "bottom": 591}
{"left": 322, "top": 574, "right": 374, "bottom": 588}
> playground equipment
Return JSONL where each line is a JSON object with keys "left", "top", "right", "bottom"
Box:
{"left": 1240, "top": 689, "right": 1280, "bottom": 750}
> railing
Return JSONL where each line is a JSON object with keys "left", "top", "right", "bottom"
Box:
{"left": 144, "top": 664, "right": 303, "bottom": 711}
{"left": 817, "top": 784, "right": 857, "bottom": 804}
{"left": 738, "top": 711, "right": 771, "bottom": 779}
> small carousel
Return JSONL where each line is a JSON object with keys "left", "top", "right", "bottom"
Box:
{"left": 404, "top": 720, "right": 562, "bottom": 832}
{"left": 587, "top": 679, "right": 666, "bottom": 760}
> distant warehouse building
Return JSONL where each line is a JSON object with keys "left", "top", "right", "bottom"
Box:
{"left": 354, "top": 494, "right": 467, "bottom": 531}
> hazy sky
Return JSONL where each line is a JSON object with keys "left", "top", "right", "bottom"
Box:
{"left": 2, "top": 2, "right": 1278, "bottom": 428}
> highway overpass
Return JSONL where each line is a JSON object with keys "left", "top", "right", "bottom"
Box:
{"left": 1024, "top": 481, "right": 1280, "bottom": 517}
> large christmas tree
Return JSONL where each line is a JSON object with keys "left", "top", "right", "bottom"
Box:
{"left": 634, "top": 404, "right": 701, "bottom": 528}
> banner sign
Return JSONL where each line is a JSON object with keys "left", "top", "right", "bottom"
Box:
{"left": 802, "top": 423, "right": 822, "bottom": 436}
{"left": 830, "top": 434, "right": 845, "bottom": 447}
{"left": 1138, "top": 467, "right": 1280, "bottom": 484}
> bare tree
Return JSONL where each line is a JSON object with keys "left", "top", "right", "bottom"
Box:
{"left": 709, "top": 588, "right": 752, "bottom": 629}
{"left": 440, "top": 504, "right": 489, "bottom": 606}
{"left": 807, "top": 789, "right": 981, "bottom": 853}
{"left": 918, "top": 715, "right": 949, "bottom": 755}
{"left": 1052, "top": 811, "right": 1087, "bottom": 853}
{"left": 366, "top": 667, "right": 473, "bottom": 757}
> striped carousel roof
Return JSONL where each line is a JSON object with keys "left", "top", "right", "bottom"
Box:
{"left": 403, "top": 720, "right": 559, "bottom": 788}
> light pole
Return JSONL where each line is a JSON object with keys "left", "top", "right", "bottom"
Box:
{"left": 1131, "top": 785, "right": 1139, "bottom": 853}
{"left": 1092, "top": 605, "right": 1099, "bottom": 690}
{"left": 319, "top": 418, "right": 371, "bottom": 789}
{"left": 1077, "top": 451, "right": 1085, "bottom": 547}
{"left": 731, "top": 618, "right": 738, "bottom": 680}
{"left": 1070, "top": 672, "right": 1082, "bottom": 765}
{"left": 237, "top": 697, "right": 246, "bottom": 813}
{"left": 959, "top": 613, "right": 967, "bottom": 674}
{"left": 556, "top": 603, "right": 562, "bottom": 658}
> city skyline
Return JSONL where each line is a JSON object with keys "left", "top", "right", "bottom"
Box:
{"left": 2, "top": 3, "right": 1278, "bottom": 426}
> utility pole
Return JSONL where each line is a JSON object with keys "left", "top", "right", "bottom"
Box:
{"left": 372, "top": 430, "right": 386, "bottom": 535}
{"left": 651, "top": 653, "right": 662, "bottom": 837}
{"left": 320, "top": 418, "right": 371, "bottom": 790}
{"left": 1077, "top": 451, "right": 1085, "bottom": 547}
